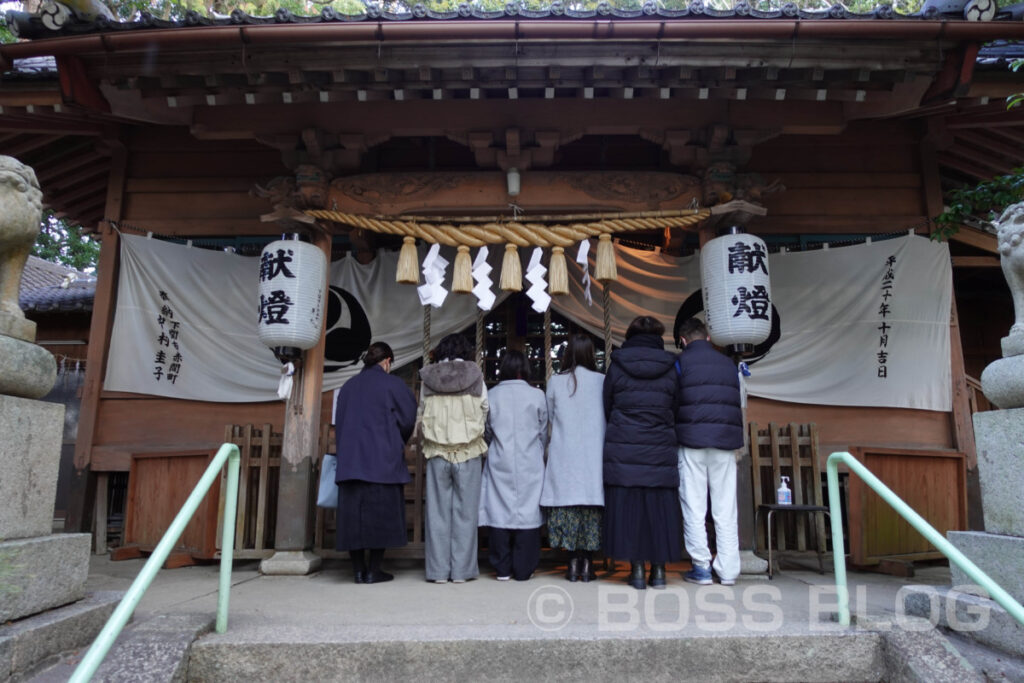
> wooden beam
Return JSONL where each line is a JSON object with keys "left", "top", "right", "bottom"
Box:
{"left": 919, "top": 137, "right": 944, "bottom": 222}
{"left": 944, "top": 109, "right": 1024, "bottom": 130}
{"left": 949, "top": 296, "right": 977, "bottom": 470}
{"left": 45, "top": 162, "right": 111, "bottom": 194}
{"left": 1, "top": 134, "right": 61, "bottom": 158}
{"left": 189, "top": 98, "right": 847, "bottom": 140}
{"left": 953, "top": 129, "right": 1024, "bottom": 164}
{"left": 937, "top": 153, "right": 998, "bottom": 183}
{"left": 74, "top": 142, "right": 126, "bottom": 472}
{"left": 951, "top": 256, "right": 1000, "bottom": 268}
{"left": 57, "top": 178, "right": 109, "bottom": 207}
{"left": 752, "top": 215, "right": 928, "bottom": 234}
{"left": 111, "top": 218, "right": 280, "bottom": 236}
{"left": 945, "top": 143, "right": 1016, "bottom": 176}
{"left": 0, "top": 91, "right": 63, "bottom": 107}
{"left": 948, "top": 225, "right": 998, "bottom": 254}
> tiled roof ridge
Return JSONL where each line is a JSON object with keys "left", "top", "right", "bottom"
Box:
{"left": 19, "top": 255, "right": 96, "bottom": 313}
{"left": 6, "top": 0, "right": 1020, "bottom": 40}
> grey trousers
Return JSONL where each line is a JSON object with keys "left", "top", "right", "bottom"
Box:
{"left": 425, "top": 456, "right": 482, "bottom": 581}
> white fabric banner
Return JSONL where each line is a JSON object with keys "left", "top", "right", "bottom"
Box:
{"left": 104, "top": 235, "right": 503, "bottom": 402}
{"left": 105, "top": 233, "right": 951, "bottom": 411}
{"left": 550, "top": 234, "right": 952, "bottom": 411}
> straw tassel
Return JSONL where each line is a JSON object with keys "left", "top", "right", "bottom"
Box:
{"left": 396, "top": 236, "right": 419, "bottom": 284}
{"left": 500, "top": 243, "right": 523, "bottom": 292}
{"left": 548, "top": 246, "right": 569, "bottom": 296}
{"left": 452, "top": 245, "right": 473, "bottom": 293}
{"left": 595, "top": 233, "right": 618, "bottom": 282}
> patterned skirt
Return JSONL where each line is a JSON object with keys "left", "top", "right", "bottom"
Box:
{"left": 545, "top": 506, "right": 602, "bottom": 552}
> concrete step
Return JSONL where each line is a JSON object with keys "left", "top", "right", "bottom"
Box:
{"left": 184, "top": 619, "right": 983, "bottom": 683}
{"left": 2, "top": 591, "right": 120, "bottom": 682}
{"left": 20, "top": 612, "right": 211, "bottom": 683}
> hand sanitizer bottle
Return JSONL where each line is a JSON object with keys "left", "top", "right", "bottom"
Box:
{"left": 777, "top": 476, "right": 792, "bottom": 505}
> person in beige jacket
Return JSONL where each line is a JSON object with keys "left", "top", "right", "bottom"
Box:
{"left": 419, "top": 333, "right": 489, "bottom": 583}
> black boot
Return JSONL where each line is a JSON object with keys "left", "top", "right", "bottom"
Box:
{"left": 365, "top": 548, "right": 394, "bottom": 584}
{"left": 350, "top": 549, "right": 367, "bottom": 584}
{"left": 566, "top": 556, "right": 580, "bottom": 582}
{"left": 580, "top": 552, "right": 596, "bottom": 583}
{"left": 648, "top": 563, "right": 666, "bottom": 589}
{"left": 628, "top": 561, "right": 646, "bottom": 590}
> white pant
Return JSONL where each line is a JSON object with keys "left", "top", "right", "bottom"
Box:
{"left": 678, "top": 446, "right": 740, "bottom": 582}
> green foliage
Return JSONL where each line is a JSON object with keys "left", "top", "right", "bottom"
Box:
{"left": 932, "top": 169, "right": 1024, "bottom": 240}
{"left": 32, "top": 212, "right": 100, "bottom": 272}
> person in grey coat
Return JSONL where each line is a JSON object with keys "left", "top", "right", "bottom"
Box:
{"left": 479, "top": 350, "right": 549, "bottom": 581}
{"left": 540, "top": 334, "right": 606, "bottom": 582}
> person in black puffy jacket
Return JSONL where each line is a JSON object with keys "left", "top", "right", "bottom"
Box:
{"left": 673, "top": 317, "right": 744, "bottom": 587}
{"left": 602, "top": 316, "right": 682, "bottom": 590}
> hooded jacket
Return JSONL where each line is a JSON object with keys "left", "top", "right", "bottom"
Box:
{"left": 602, "top": 334, "right": 680, "bottom": 488}
{"left": 419, "top": 359, "right": 488, "bottom": 463}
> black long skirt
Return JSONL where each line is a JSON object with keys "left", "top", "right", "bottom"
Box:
{"left": 334, "top": 480, "right": 408, "bottom": 551}
{"left": 602, "top": 485, "right": 682, "bottom": 564}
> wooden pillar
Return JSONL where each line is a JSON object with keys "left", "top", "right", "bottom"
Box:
{"left": 260, "top": 230, "right": 330, "bottom": 575}
{"left": 66, "top": 140, "right": 126, "bottom": 535}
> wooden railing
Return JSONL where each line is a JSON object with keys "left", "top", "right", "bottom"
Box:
{"left": 226, "top": 423, "right": 427, "bottom": 559}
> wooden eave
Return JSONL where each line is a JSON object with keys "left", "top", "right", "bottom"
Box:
{"left": 2, "top": 19, "right": 1024, "bottom": 229}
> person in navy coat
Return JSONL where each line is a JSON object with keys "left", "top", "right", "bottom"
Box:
{"left": 602, "top": 316, "right": 682, "bottom": 590}
{"left": 334, "top": 341, "right": 417, "bottom": 584}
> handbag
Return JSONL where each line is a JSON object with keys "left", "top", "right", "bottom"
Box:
{"left": 317, "top": 454, "right": 338, "bottom": 508}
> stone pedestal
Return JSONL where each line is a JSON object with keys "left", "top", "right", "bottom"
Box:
{"left": 259, "top": 550, "right": 322, "bottom": 576}
{"left": 0, "top": 395, "right": 63, "bottom": 540}
{"left": 945, "top": 409, "right": 1024, "bottom": 604}
{"left": 972, "top": 409, "right": 1024, "bottom": 536}
{"left": 947, "top": 531, "right": 1024, "bottom": 604}
{"left": 0, "top": 534, "right": 91, "bottom": 622}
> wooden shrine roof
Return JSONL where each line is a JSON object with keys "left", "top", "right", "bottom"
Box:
{"left": 1, "top": 7, "right": 1024, "bottom": 229}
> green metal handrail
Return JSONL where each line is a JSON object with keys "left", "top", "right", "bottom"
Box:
{"left": 69, "top": 442, "right": 241, "bottom": 683}
{"left": 827, "top": 450, "right": 1024, "bottom": 628}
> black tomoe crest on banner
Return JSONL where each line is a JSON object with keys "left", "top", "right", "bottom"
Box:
{"left": 323, "top": 285, "right": 372, "bottom": 372}
{"left": 673, "top": 291, "right": 781, "bottom": 364}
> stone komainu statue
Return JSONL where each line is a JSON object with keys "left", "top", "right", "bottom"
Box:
{"left": 995, "top": 201, "right": 1024, "bottom": 338}
{"left": 0, "top": 156, "right": 44, "bottom": 326}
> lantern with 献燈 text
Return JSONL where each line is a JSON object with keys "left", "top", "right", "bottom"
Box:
{"left": 258, "top": 235, "right": 327, "bottom": 363}
{"left": 700, "top": 226, "right": 772, "bottom": 357}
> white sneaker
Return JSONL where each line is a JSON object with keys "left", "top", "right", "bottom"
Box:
{"left": 718, "top": 575, "right": 737, "bottom": 586}
{"left": 451, "top": 578, "right": 467, "bottom": 584}
{"left": 432, "top": 579, "right": 448, "bottom": 584}
{"left": 496, "top": 575, "right": 511, "bottom": 581}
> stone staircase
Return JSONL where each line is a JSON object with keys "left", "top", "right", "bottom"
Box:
{"left": 17, "top": 607, "right": 1017, "bottom": 683}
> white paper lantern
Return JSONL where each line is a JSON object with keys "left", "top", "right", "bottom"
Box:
{"left": 700, "top": 228, "right": 772, "bottom": 354}
{"left": 258, "top": 238, "right": 327, "bottom": 353}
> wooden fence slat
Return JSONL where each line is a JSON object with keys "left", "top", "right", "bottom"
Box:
{"left": 749, "top": 422, "right": 764, "bottom": 550}
{"left": 234, "top": 424, "right": 252, "bottom": 549}
{"left": 789, "top": 422, "right": 807, "bottom": 551}
{"left": 768, "top": 422, "right": 786, "bottom": 552}
{"left": 254, "top": 423, "right": 271, "bottom": 552}
{"left": 809, "top": 423, "right": 827, "bottom": 549}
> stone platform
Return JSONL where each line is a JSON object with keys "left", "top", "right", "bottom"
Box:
{"left": 29, "top": 555, "right": 1009, "bottom": 682}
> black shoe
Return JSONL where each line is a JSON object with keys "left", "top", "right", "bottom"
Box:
{"left": 364, "top": 570, "right": 394, "bottom": 584}
{"left": 628, "top": 562, "right": 646, "bottom": 590}
{"left": 566, "top": 557, "right": 580, "bottom": 582}
{"left": 354, "top": 570, "right": 367, "bottom": 584}
{"left": 580, "top": 557, "right": 596, "bottom": 583}
{"left": 648, "top": 564, "right": 666, "bottom": 589}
